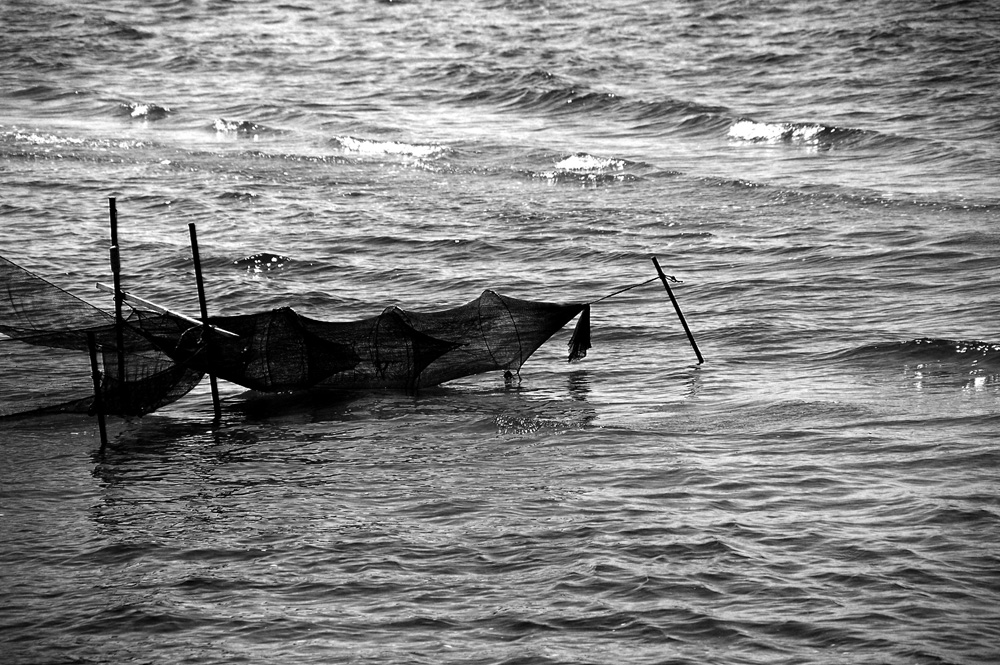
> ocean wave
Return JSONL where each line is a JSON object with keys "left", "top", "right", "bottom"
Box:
{"left": 831, "top": 338, "right": 1000, "bottom": 368}
{"left": 525, "top": 170, "right": 638, "bottom": 186}
{"left": 728, "top": 118, "right": 869, "bottom": 147}
{"left": 442, "top": 64, "right": 728, "bottom": 132}
{"left": 118, "top": 101, "right": 172, "bottom": 121}
{"left": 1, "top": 129, "right": 88, "bottom": 148}
{"left": 437, "top": 64, "right": 975, "bottom": 171}
{"left": 10, "top": 84, "right": 91, "bottom": 103}
{"left": 233, "top": 252, "right": 294, "bottom": 273}
{"left": 331, "top": 135, "right": 447, "bottom": 160}
{"left": 83, "top": 16, "right": 156, "bottom": 41}
{"left": 461, "top": 81, "right": 730, "bottom": 133}
{"left": 0, "top": 128, "right": 149, "bottom": 155}
{"left": 553, "top": 152, "right": 629, "bottom": 172}
{"left": 518, "top": 152, "right": 641, "bottom": 186}
{"left": 216, "top": 191, "right": 259, "bottom": 202}
{"left": 213, "top": 118, "right": 269, "bottom": 136}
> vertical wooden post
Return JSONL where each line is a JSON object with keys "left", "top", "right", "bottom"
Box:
{"left": 188, "top": 223, "right": 222, "bottom": 419}
{"left": 108, "top": 198, "right": 126, "bottom": 388}
{"left": 651, "top": 256, "right": 704, "bottom": 365}
{"left": 109, "top": 196, "right": 118, "bottom": 245}
{"left": 87, "top": 332, "right": 109, "bottom": 452}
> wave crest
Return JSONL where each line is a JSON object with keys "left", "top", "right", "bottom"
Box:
{"left": 233, "top": 253, "right": 294, "bottom": 273}
{"left": 213, "top": 118, "right": 267, "bottom": 136}
{"left": 837, "top": 338, "right": 1000, "bottom": 366}
{"left": 331, "top": 135, "right": 447, "bottom": 160}
{"left": 554, "top": 152, "right": 629, "bottom": 172}
{"left": 728, "top": 119, "right": 866, "bottom": 147}
{"left": 525, "top": 152, "right": 639, "bottom": 185}
{"left": 118, "top": 101, "right": 172, "bottom": 120}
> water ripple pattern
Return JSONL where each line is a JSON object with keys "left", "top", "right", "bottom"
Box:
{"left": 1, "top": 1, "right": 999, "bottom": 664}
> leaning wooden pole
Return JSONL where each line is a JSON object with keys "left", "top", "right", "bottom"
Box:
{"left": 188, "top": 223, "right": 222, "bottom": 419}
{"left": 108, "top": 198, "right": 126, "bottom": 388}
{"left": 651, "top": 256, "right": 704, "bottom": 365}
{"left": 87, "top": 332, "right": 109, "bottom": 452}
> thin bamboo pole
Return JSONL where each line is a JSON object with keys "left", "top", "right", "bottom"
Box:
{"left": 651, "top": 256, "right": 704, "bottom": 365}
{"left": 87, "top": 332, "right": 109, "bottom": 452}
{"left": 108, "top": 198, "right": 127, "bottom": 388}
{"left": 188, "top": 223, "right": 222, "bottom": 419}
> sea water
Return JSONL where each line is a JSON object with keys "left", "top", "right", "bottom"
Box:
{"left": 2, "top": 1, "right": 999, "bottom": 663}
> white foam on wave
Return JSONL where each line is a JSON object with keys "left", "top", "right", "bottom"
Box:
{"left": 120, "top": 101, "right": 172, "bottom": 120}
{"left": 7, "top": 131, "right": 86, "bottom": 146}
{"left": 3, "top": 129, "right": 146, "bottom": 151}
{"left": 729, "top": 119, "right": 825, "bottom": 143}
{"left": 554, "top": 152, "right": 627, "bottom": 172}
{"left": 213, "top": 118, "right": 263, "bottom": 140}
{"left": 335, "top": 135, "right": 447, "bottom": 159}
{"left": 214, "top": 118, "right": 257, "bottom": 132}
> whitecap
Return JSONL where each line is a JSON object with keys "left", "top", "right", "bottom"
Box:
{"left": 214, "top": 118, "right": 263, "bottom": 134}
{"left": 729, "top": 119, "right": 827, "bottom": 144}
{"left": 333, "top": 135, "right": 447, "bottom": 159}
{"left": 120, "top": 101, "right": 172, "bottom": 120}
{"left": 554, "top": 152, "right": 628, "bottom": 172}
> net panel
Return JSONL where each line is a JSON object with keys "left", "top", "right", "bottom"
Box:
{"left": 136, "top": 292, "right": 585, "bottom": 392}
{"left": 139, "top": 307, "right": 361, "bottom": 392}
{"left": 1, "top": 257, "right": 204, "bottom": 418}
{"left": 1, "top": 256, "right": 114, "bottom": 349}
{"left": 3, "top": 255, "right": 592, "bottom": 416}
{"left": 302, "top": 308, "right": 460, "bottom": 390}
{"left": 396, "top": 290, "right": 587, "bottom": 387}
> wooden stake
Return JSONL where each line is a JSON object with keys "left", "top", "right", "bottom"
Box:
{"left": 87, "top": 332, "right": 109, "bottom": 452}
{"left": 108, "top": 198, "right": 126, "bottom": 387}
{"left": 651, "top": 256, "right": 704, "bottom": 365}
{"left": 109, "top": 197, "right": 119, "bottom": 245}
{"left": 188, "top": 223, "right": 222, "bottom": 419}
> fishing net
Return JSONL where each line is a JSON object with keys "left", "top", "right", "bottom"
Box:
{"left": 138, "top": 306, "right": 459, "bottom": 392}
{"left": 394, "top": 291, "right": 589, "bottom": 387}
{"left": 138, "top": 292, "right": 588, "bottom": 391}
{"left": 3, "top": 254, "right": 592, "bottom": 419}
{"left": 1, "top": 256, "right": 204, "bottom": 418}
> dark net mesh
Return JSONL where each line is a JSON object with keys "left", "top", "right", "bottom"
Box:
{"left": 99, "top": 313, "right": 206, "bottom": 417}
{"left": 396, "top": 290, "right": 587, "bottom": 387}
{"left": 4, "top": 255, "right": 591, "bottom": 417}
{"left": 137, "top": 306, "right": 460, "bottom": 391}
{"left": 1, "top": 257, "right": 204, "bottom": 418}
{"left": 137, "top": 291, "right": 586, "bottom": 392}
{"left": 296, "top": 308, "right": 460, "bottom": 390}
{"left": 1, "top": 255, "right": 114, "bottom": 348}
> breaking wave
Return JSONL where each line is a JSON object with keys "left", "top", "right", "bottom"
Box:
{"left": 728, "top": 118, "right": 870, "bottom": 147}
{"left": 213, "top": 118, "right": 270, "bottom": 137}
{"left": 0, "top": 128, "right": 149, "bottom": 159}
{"left": 118, "top": 101, "right": 172, "bottom": 121}
{"left": 435, "top": 64, "right": 970, "bottom": 166}
{"left": 331, "top": 135, "right": 448, "bottom": 159}
{"left": 553, "top": 152, "right": 629, "bottom": 172}
{"left": 523, "top": 152, "right": 640, "bottom": 186}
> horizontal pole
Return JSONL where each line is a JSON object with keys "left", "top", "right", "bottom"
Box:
{"left": 96, "top": 282, "right": 240, "bottom": 339}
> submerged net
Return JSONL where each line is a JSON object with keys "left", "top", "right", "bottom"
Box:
{"left": 3, "top": 254, "right": 592, "bottom": 419}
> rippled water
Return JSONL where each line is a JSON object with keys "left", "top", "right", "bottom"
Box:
{"left": 2, "top": 1, "right": 999, "bottom": 663}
